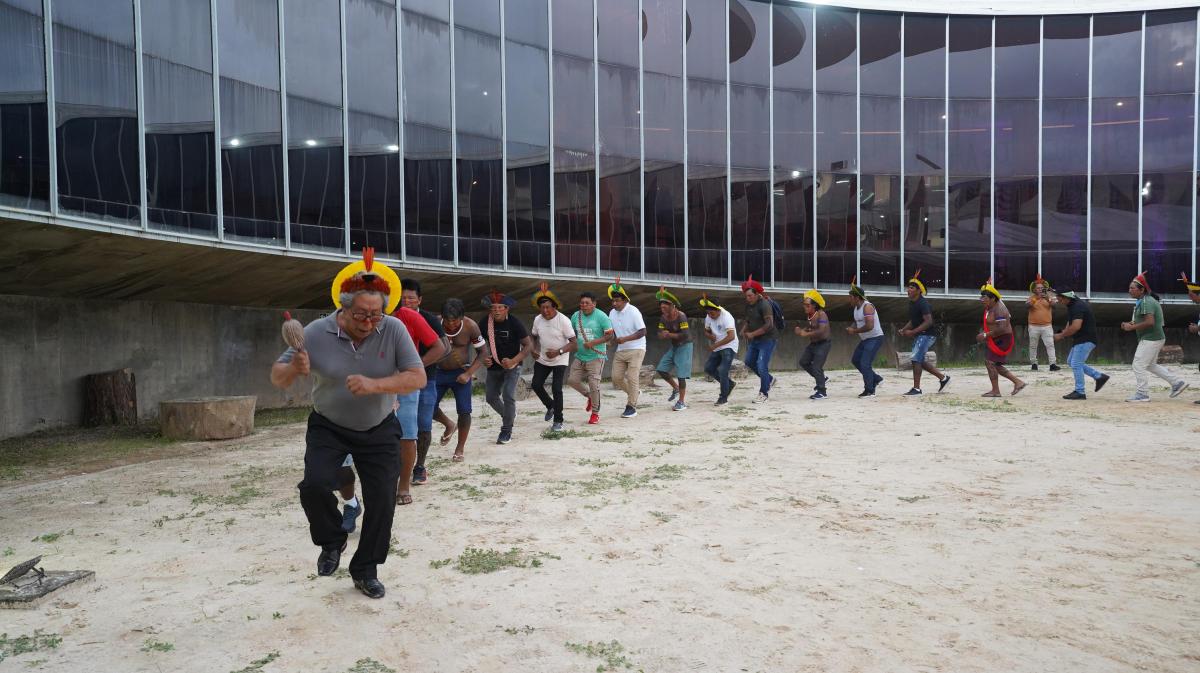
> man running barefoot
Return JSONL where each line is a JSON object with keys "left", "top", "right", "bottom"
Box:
{"left": 654, "top": 287, "right": 692, "bottom": 411}
{"left": 434, "top": 298, "right": 487, "bottom": 461}
{"left": 978, "top": 279, "right": 1026, "bottom": 397}
{"left": 898, "top": 269, "right": 950, "bottom": 396}
{"left": 530, "top": 283, "right": 575, "bottom": 431}
{"left": 796, "top": 289, "right": 831, "bottom": 400}
{"left": 564, "top": 292, "right": 613, "bottom": 425}
{"left": 701, "top": 295, "right": 739, "bottom": 405}
{"left": 1053, "top": 288, "right": 1109, "bottom": 400}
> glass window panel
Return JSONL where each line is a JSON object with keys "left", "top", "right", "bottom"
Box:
{"left": 772, "top": 3, "right": 813, "bottom": 287}
{"left": 0, "top": 0, "right": 50, "bottom": 211}
{"left": 505, "top": 0, "right": 550, "bottom": 271}
{"left": 903, "top": 15, "right": 946, "bottom": 291}
{"left": 553, "top": 0, "right": 596, "bottom": 274}
{"left": 217, "top": 0, "right": 285, "bottom": 245}
{"left": 993, "top": 17, "right": 1038, "bottom": 291}
{"left": 644, "top": 0, "right": 685, "bottom": 281}
{"left": 729, "top": 0, "right": 770, "bottom": 284}
{"left": 143, "top": 0, "right": 216, "bottom": 237}
{"left": 1091, "top": 13, "right": 1141, "bottom": 294}
{"left": 598, "top": 0, "right": 641, "bottom": 275}
{"left": 859, "top": 12, "right": 901, "bottom": 290}
{"left": 686, "top": 0, "right": 726, "bottom": 282}
{"left": 403, "top": 2, "right": 453, "bottom": 262}
{"left": 455, "top": 0, "right": 503, "bottom": 267}
{"left": 53, "top": 0, "right": 140, "bottom": 224}
{"left": 285, "top": 0, "right": 345, "bottom": 251}
{"left": 946, "top": 15, "right": 991, "bottom": 290}
{"left": 347, "top": 0, "right": 401, "bottom": 257}
{"left": 815, "top": 8, "right": 856, "bottom": 285}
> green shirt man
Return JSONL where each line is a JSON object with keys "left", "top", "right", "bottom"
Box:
{"left": 570, "top": 308, "right": 613, "bottom": 362}
{"left": 1133, "top": 295, "right": 1166, "bottom": 342}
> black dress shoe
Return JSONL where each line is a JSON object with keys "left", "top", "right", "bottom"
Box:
{"left": 317, "top": 541, "right": 347, "bottom": 576}
{"left": 353, "top": 578, "right": 386, "bottom": 599}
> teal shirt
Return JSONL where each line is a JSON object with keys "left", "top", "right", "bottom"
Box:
{"left": 570, "top": 309, "right": 612, "bottom": 362}
{"left": 1133, "top": 295, "right": 1166, "bottom": 342}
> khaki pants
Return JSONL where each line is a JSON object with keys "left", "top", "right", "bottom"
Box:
{"left": 568, "top": 358, "right": 605, "bottom": 413}
{"left": 1132, "top": 339, "right": 1181, "bottom": 396}
{"left": 610, "top": 349, "right": 645, "bottom": 407}
{"left": 1028, "top": 324, "right": 1056, "bottom": 364}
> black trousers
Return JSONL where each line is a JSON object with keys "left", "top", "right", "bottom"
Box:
{"left": 531, "top": 362, "right": 566, "bottom": 423}
{"left": 799, "top": 340, "right": 832, "bottom": 394}
{"left": 298, "top": 412, "right": 401, "bottom": 580}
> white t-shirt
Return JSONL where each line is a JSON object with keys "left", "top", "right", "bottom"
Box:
{"left": 608, "top": 304, "right": 647, "bottom": 351}
{"left": 531, "top": 311, "right": 576, "bottom": 367}
{"left": 705, "top": 308, "right": 739, "bottom": 353}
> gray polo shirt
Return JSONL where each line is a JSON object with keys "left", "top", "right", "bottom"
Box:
{"left": 277, "top": 312, "right": 423, "bottom": 431}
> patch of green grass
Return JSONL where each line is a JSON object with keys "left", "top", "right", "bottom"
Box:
{"left": 803, "top": 414, "right": 827, "bottom": 420}
{"left": 446, "top": 483, "right": 492, "bottom": 501}
{"left": 898, "top": 495, "right": 929, "bottom": 504}
{"left": 650, "top": 439, "right": 684, "bottom": 447}
{"left": 542, "top": 428, "right": 591, "bottom": 440}
{"left": 2, "top": 547, "right": 12, "bottom": 557}
{"left": 155, "top": 488, "right": 177, "bottom": 497}
{"left": 227, "top": 578, "right": 259, "bottom": 586}
{"left": 0, "top": 423, "right": 177, "bottom": 481}
{"left": 564, "top": 640, "right": 636, "bottom": 672}
{"left": 473, "top": 464, "right": 506, "bottom": 476}
{"left": 388, "top": 539, "right": 410, "bottom": 557}
{"left": 272, "top": 612, "right": 284, "bottom": 620}
{"left": 229, "top": 651, "right": 280, "bottom": 673}
{"left": 576, "top": 458, "right": 617, "bottom": 468}
{"left": 502, "top": 625, "right": 536, "bottom": 635}
{"left": 254, "top": 406, "right": 313, "bottom": 427}
{"left": 0, "top": 631, "right": 62, "bottom": 663}
{"left": 621, "top": 451, "right": 648, "bottom": 459}
{"left": 734, "top": 425, "right": 765, "bottom": 433}
{"left": 923, "top": 397, "right": 1019, "bottom": 413}
{"left": 429, "top": 558, "right": 453, "bottom": 569}
{"left": 816, "top": 494, "right": 839, "bottom": 505}
{"left": 440, "top": 547, "right": 539, "bottom": 575}
{"left": 595, "top": 435, "right": 633, "bottom": 444}
{"left": 141, "top": 639, "right": 174, "bottom": 653}
{"left": 345, "top": 659, "right": 396, "bottom": 673}
{"left": 190, "top": 466, "right": 269, "bottom": 507}
{"left": 649, "top": 510, "right": 675, "bottom": 523}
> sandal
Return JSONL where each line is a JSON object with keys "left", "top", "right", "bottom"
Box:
{"left": 439, "top": 423, "right": 458, "bottom": 446}
{"left": 980, "top": 391, "right": 1001, "bottom": 398}
{"left": 396, "top": 493, "right": 413, "bottom": 506}
{"left": 451, "top": 452, "right": 465, "bottom": 462}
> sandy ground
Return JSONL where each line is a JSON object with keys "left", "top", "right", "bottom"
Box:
{"left": 1, "top": 364, "right": 1198, "bottom": 673}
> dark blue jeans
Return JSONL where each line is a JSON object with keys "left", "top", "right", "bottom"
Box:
{"left": 744, "top": 338, "right": 778, "bottom": 394}
{"left": 704, "top": 348, "right": 735, "bottom": 400}
{"left": 851, "top": 335, "right": 885, "bottom": 393}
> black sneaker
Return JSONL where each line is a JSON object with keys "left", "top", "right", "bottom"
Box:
{"left": 317, "top": 541, "right": 347, "bottom": 576}
{"left": 544, "top": 408, "right": 553, "bottom": 422}
{"left": 1030, "top": 364, "right": 1039, "bottom": 371}
{"left": 714, "top": 397, "right": 728, "bottom": 406}
{"left": 1062, "top": 391, "right": 1086, "bottom": 400}
{"left": 902, "top": 387, "right": 923, "bottom": 396}
{"left": 858, "top": 390, "right": 876, "bottom": 398}
{"left": 1049, "top": 364, "right": 1061, "bottom": 372}
{"left": 668, "top": 389, "right": 678, "bottom": 402}
{"left": 621, "top": 405, "right": 638, "bottom": 418}
{"left": 497, "top": 428, "right": 512, "bottom": 444}
{"left": 412, "top": 466, "right": 427, "bottom": 485}
{"left": 937, "top": 375, "right": 951, "bottom": 392}
{"left": 873, "top": 374, "right": 884, "bottom": 388}
{"left": 809, "top": 391, "right": 827, "bottom": 400}
{"left": 353, "top": 578, "right": 386, "bottom": 599}
{"left": 1094, "top": 373, "right": 1110, "bottom": 393}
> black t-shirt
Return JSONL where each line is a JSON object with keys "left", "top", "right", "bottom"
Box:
{"left": 484, "top": 315, "right": 528, "bottom": 370}
{"left": 417, "top": 307, "right": 446, "bottom": 379}
{"left": 1067, "top": 299, "right": 1097, "bottom": 345}
{"left": 908, "top": 297, "right": 940, "bottom": 338}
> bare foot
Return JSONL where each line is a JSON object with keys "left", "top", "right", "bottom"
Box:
{"left": 1011, "top": 381, "right": 1027, "bottom": 396}
{"left": 451, "top": 450, "right": 464, "bottom": 462}
{"left": 981, "top": 391, "right": 1002, "bottom": 398}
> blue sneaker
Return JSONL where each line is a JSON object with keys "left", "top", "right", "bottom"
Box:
{"left": 667, "top": 389, "right": 678, "bottom": 403}
{"left": 412, "top": 466, "right": 427, "bottom": 485}
{"left": 341, "top": 502, "right": 362, "bottom": 533}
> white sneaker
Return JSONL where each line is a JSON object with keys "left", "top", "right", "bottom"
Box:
{"left": 754, "top": 393, "right": 768, "bottom": 404}
{"left": 1125, "top": 393, "right": 1150, "bottom": 403}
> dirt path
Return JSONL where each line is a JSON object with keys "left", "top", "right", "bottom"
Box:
{"left": 1, "top": 366, "right": 1198, "bottom": 672}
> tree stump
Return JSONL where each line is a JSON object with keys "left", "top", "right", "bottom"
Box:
{"left": 638, "top": 365, "right": 659, "bottom": 387}
{"left": 82, "top": 368, "right": 138, "bottom": 427}
{"left": 1157, "top": 344, "right": 1183, "bottom": 365}
{"left": 159, "top": 396, "right": 257, "bottom": 440}
{"left": 896, "top": 351, "right": 937, "bottom": 370}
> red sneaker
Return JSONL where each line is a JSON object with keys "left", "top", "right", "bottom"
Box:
{"left": 587, "top": 412, "right": 600, "bottom": 425}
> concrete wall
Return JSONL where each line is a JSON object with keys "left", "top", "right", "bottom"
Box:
{"left": 0, "top": 294, "right": 321, "bottom": 439}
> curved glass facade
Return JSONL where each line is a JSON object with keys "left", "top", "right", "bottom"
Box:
{"left": 1, "top": 1, "right": 1197, "bottom": 299}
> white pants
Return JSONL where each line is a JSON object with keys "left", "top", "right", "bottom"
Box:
{"left": 1132, "top": 339, "right": 1181, "bottom": 396}
{"left": 1028, "top": 324, "right": 1056, "bottom": 364}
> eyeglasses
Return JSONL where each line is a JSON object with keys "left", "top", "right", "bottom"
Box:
{"left": 350, "top": 311, "right": 385, "bottom": 322}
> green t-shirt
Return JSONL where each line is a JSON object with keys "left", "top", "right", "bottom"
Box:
{"left": 1133, "top": 295, "right": 1166, "bottom": 342}
{"left": 570, "top": 309, "right": 612, "bottom": 362}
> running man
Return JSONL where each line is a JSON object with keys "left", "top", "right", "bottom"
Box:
{"left": 607, "top": 279, "right": 647, "bottom": 418}
{"left": 1026, "top": 274, "right": 1059, "bottom": 371}
{"left": 701, "top": 295, "right": 739, "bottom": 405}
{"left": 654, "top": 287, "right": 692, "bottom": 411}
{"left": 530, "top": 283, "right": 576, "bottom": 431}
{"left": 1053, "top": 288, "right": 1110, "bottom": 400}
{"left": 1122, "top": 272, "right": 1189, "bottom": 402}
{"left": 846, "top": 277, "right": 885, "bottom": 398}
{"left": 434, "top": 298, "right": 487, "bottom": 461}
{"left": 565, "top": 292, "right": 613, "bottom": 425}
{"left": 399, "top": 278, "right": 449, "bottom": 486}
{"left": 739, "top": 275, "right": 778, "bottom": 403}
{"left": 796, "top": 289, "right": 831, "bottom": 400}
{"left": 389, "top": 305, "right": 443, "bottom": 501}
{"left": 978, "top": 279, "right": 1026, "bottom": 397}
{"left": 1180, "top": 273, "right": 1200, "bottom": 404}
{"left": 481, "top": 292, "right": 533, "bottom": 443}
{"left": 898, "top": 269, "right": 950, "bottom": 396}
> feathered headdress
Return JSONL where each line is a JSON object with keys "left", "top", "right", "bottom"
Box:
{"left": 699, "top": 293, "right": 722, "bottom": 311}
{"left": 330, "top": 247, "right": 401, "bottom": 313}
{"left": 906, "top": 268, "right": 926, "bottom": 296}
{"left": 1131, "top": 270, "right": 1151, "bottom": 294}
{"left": 980, "top": 277, "right": 1001, "bottom": 300}
{"left": 804, "top": 289, "right": 826, "bottom": 309}
{"left": 655, "top": 286, "right": 681, "bottom": 308}
{"left": 740, "top": 274, "right": 765, "bottom": 294}
{"left": 848, "top": 275, "right": 865, "bottom": 299}
{"left": 532, "top": 281, "right": 560, "bottom": 308}
{"left": 1179, "top": 272, "right": 1200, "bottom": 293}
{"left": 482, "top": 289, "right": 516, "bottom": 308}
{"left": 1028, "top": 273, "right": 1051, "bottom": 294}
{"left": 607, "top": 276, "right": 628, "bottom": 300}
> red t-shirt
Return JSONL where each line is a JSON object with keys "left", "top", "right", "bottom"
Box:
{"left": 393, "top": 307, "right": 439, "bottom": 352}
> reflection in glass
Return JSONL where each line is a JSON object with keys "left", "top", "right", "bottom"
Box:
{"left": 686, "top": 0, "right": 727, "bottom": 282}
{"left": 1091, "top": 13, "right": 1141, "bottom": 294}
{"left": 456, "top": 0, "right": 503, "bottom": 267}
{"left": 993, "top": 16, "right": 1038, "bottom": 290}
{"left": 1142, "top": 10, "right": 1195, "bottom": 282}
{"left": 403, "top": 0, "right": 454, "bottom": 262}
{"left": 643, "top": 0, "right": 685, "bottom": 280}
{"left": 859, "top": 12, "right": 901, "bottom": 290}
{"left": 505, "top": 0, "right": 551, "bottom": 271}
{"left": 143, "top": 0, "right": 216, "bottom": 237}
{"left": 904, "top": 14, "right": 946, "bottom": 292}
{"left": 0, "top": 0, "right": 50, "bottom": 211}
{"left": 1041, "top": 15, "right": 1088, "bottom": 291}
{"left": 947, "top": 16, "right": 991, "bottom": 290}
{"left": 347, "top": 0, "right": 401, "bottom": 257}
{"left": 218, "top": 0, "right": 285, "bottom": 245}
{"left": 553, "top": 0, "right": 596, "bottom": 274}
{"left": 729, "top": 0, "right": 771, "bottom": 284}
{"left": 598, "top": 0, "right": 641, "bottom": 274}
{"left": 815, "top": 8, "right": 857, "bottom": 285}
{"left": 773, "top": 3, "right": 814, "bottom": 287}
{"left": 53, "top": 0, "right": 140, "bottom": 224}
